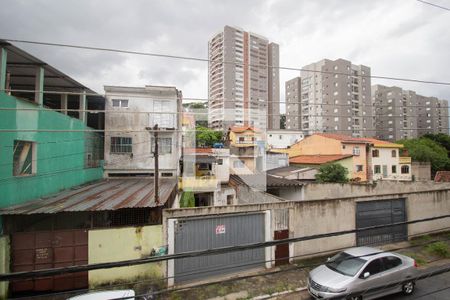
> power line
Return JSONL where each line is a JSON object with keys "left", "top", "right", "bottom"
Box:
{"left": 1, "top": 213, "right": 449, "bottom": 281}
{"left": 2, "top": 38, "right": 450, "bottom": 86}
{"left": 417, "top": 0, "right": 450, "bottom": 11}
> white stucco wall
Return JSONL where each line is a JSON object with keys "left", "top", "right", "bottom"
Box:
{"left": 371, "top": 147, "right": 411, "bottom": 181}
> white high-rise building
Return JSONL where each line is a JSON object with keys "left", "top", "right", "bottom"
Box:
{"left": 208, "top": 26, "right": 280, "bottom": 131}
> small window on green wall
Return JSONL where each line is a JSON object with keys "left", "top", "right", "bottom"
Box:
{"left": 13, "top": 140, "right": 35, "bottom": 176}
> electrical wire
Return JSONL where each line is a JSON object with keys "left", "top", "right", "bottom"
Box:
{"left": 2, "top": 88, "right": 450, "bottom": 109}
{"left": 9, "top": 229, "right": 450, "bottom": 300}
{"left": 1, "top": 213, "right": 450, "bottom": 282}
{"left": 2, "top": 38, "right": 450, "bottom": 86}
{"left": 416, "top": 0, "right": 450, "bottom": 11}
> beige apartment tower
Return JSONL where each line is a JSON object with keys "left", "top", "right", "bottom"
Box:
{"left": 285, "top": 59, "right": 373, "bottom": 137}
{"left": 372, "top": 85, "right": 449, "bottom": 141}
{"left": 208, "top": 26, "right": 280, "bottom": 131}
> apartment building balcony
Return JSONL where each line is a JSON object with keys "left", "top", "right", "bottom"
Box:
{"left": 399, "top": 157, "right": 412, "bottom": 164}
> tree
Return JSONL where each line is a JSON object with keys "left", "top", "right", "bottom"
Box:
{"left": 397, "top": 137, "right": 449, "bottom": 174}
{"left": 280, "top": 114, "right": 286, "bottom": 129}
{"left": 180, "top": 191, "right": 195, "bottom": 208}
{"left": 315, "top": 164, "right": 349, "bottom": 183}
{"left": 195, "top": 126, "right": 223, "bottom": 147}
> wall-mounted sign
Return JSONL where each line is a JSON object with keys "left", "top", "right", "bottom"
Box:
{"left": 215, "top": 224, "right": 226, "bottom": 235}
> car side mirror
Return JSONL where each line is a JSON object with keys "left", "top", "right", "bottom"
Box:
{"left": 363, "top": 272, "right": 370, "bottom": 279}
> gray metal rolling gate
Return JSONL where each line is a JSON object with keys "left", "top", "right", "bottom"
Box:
{"left": 174, "top": 212, "right": 265, "bottom": 284}
{"left": 356, "top": 198, "right": 407, "bottom": 246}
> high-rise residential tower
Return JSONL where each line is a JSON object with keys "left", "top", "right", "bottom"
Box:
{"left": 285, "top": 58, "right": 373, "bottom": 137}
{"left": 208, "top": 26, "right": 280, "bottom": 131}
{"left": 372, "top": 85, "right": 449, "bottom": 140}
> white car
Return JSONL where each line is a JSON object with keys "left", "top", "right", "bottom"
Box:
{"left": 67, "top": 289, "right": 135, "bottom": 300}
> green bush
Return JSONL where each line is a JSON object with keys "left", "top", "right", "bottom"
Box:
{"left": 425, "top": 242, "right": 450, "bottom": 258}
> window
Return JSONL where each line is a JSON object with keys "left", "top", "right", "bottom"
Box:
{"left": 353, "top": 146, "right": 360, "bottom": 156}
{"left": 217, "top": 159, "right": 223, "bottom": 165}
{"left": 110, "top": 137, "right": 132, "bottom": 153}
{"left": 356, "top": 165, "right": 363, "bottom": 172}
{"left": 151, "top": 137, "right": 172, "bottom": 154}
{"left": 383, "top": 256, "right": 402, "bottom": 270}
{"left": 112, "top": 99, "right": 129, "bottom": 108}
{"left": 392, "top": 165, "right": 397, "bottom": 173}
{"left": 401, "top": 165, "right": 410, "bottom": 174}
{"left": 374, "top": 165, "right": 381, "bottom": 174}
{"left": 161, "top": 172, "right": 173, "bottom": 177}
{"left": 13, "top": 140, "right": 36, "bottom": 176}
{"left": 239, "top": 137, "right": 245, "bottom": 143}
{"left": 360, "top": 258, "right": 384, "bottom": 278}
{"left": 391, "top": 150, "right": 397, "bottom": 157}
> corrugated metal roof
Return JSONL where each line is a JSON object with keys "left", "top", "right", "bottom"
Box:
{"left": 0, "top": 178, "right": 177, "bottom": 215}
{"left": 230, "top": 174, "right": 303, "bottom": 188}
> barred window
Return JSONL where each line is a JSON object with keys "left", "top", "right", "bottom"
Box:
{"left": 151, "top": 137, "right": 172, "bottom": 154}
{"left": 110, "top": 137, "right": 132, "bottom": 153}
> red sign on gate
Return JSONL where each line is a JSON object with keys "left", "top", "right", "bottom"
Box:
{"left": 215, "top": 224, "right": 226, "bottom": 235}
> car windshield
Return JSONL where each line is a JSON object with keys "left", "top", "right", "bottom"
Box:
{"left": 326, "top": 252, "right": 366, "bottom": 276}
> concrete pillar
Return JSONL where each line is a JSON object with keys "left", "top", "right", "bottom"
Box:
{"left": 0, "top": 48, "right": 7, "bottom": 93}
{"left": 60, "top": 93, "right": 68, "bottom": 115}
{"left": 35, "top": 66, "right": 44, "bottom": 105}
{"left": 79, "top": 90, "right": 86, "bottom": 123}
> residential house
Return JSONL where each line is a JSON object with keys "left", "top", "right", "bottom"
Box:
{"left": 103, "top": 85, "right": 182, "bottom": 178}
{"left": 267, "top": 130, "right": 304, "bottom": 149}
{"left": 226, "top": 126, "right": 266, "bottom": 174}
{"left": 369, "top": 139, "right": 411, "bottom": 181}
{"left": 289, "top": 154, "right": 354, "bottom": 180}
{"left": 265, "top": 151, "right": 289, "bottom": 171}
{"left": 180, "top": 148, "right": 235, "bottom": 206}
{"left": 275, "top": 133, "right": 411, "bottom": 182}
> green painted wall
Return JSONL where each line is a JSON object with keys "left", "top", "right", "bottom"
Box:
{"left": 0, "top": 93, "right": 103, "bottom": 209}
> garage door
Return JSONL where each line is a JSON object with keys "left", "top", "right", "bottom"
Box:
{"left": 174, "top": 213, "right": 265, "bottom": 284}
{"left": 11, "top": 229, "right": 88, "bottom": 294}
{"left": 356, "top": 199, "right": 407, "bottom": 246}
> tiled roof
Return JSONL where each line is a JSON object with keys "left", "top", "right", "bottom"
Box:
{"left": 0, "top": 179, "right": 177, "bottom": 215}
{"left": 229, "top": 126, "right": 261, "bottom": 133}
{"left": 289, "top": 154, "right": 353, "bottom": 165}
{"left": 183, "top": 148, "right": 213, "bottom": 154}
{"left": 434, "top": 171, "right": 450, "bottom": 182}
{"left": 314, "top": 133, "right": 403, "bottom": 148}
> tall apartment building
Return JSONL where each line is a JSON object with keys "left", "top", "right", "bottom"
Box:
{"left": 285, "top": 77, "right": 301, "bottom": 130}
{"left": 285, "top": 59, "right": 373, "bottom": 137}
{"left": 372, "top": 85, "right": 449, "bottom": 141}
{"left": 208, "top": 25, "right": 280, "bottom": 131}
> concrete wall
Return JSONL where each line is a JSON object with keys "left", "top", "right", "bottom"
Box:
{"left": 0, "top": 236, "right": 9, "bottom": 300}
{"left": 412, "top": 162, "right": 431, "bottom": 181}
{"left": 88, "top": 225, "right": 164, "bottom": 288}
{"left": 164, "top": 184, "right": 450, "bottom": 269}
{"left": 301, "top": 181, "right": 450, "bottom": 200}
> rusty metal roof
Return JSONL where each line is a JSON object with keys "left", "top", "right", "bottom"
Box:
{"left": 0, "top": 179, "right": 177, "bottom": 215}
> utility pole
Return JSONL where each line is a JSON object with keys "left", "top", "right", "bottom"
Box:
{"left": 152, "top": 124, "right": 160, "bottom": 205}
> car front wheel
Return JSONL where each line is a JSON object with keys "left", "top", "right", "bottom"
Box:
{"left": 402, "top": 281, "right": 415, "bottom": 295}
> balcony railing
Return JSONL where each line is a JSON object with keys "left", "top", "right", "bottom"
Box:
{"left": 399, "top": 157, "right": 412, "bottom": 164}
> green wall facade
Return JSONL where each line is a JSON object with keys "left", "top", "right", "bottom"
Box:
{"left": 0, "top": 93, "right": 103, "bottom": 209}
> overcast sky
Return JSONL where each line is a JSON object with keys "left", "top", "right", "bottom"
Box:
{"left": 1, "top": 0, "right": 449, "bottom": 110}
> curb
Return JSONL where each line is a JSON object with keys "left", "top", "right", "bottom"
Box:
{"left": 252, "top": 286, "right": 307, "bottom": 299}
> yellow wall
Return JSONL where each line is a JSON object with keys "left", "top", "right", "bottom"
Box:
{"left": 88, "top": 225, "right": 164, "bottom": 288}
{"left": 0, "top": 236, "right": 9, "bottom": 300}
{"left": 281, "top": 135, "right": 369, "bottom": 181}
